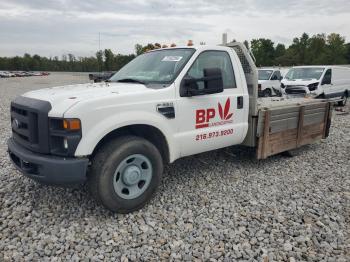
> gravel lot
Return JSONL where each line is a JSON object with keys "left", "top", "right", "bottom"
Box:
{"left": 0, "top": 73, "right": 349, "bottom": 261}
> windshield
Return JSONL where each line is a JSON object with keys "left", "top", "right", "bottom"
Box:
{"left": 109, "top": 48, "right": 195, "bottom": 85}
{"left": 258, "top": 70, "right": 273, "bottom": 80}
{"left": 285, "top": 67, "right": 325, "bottom": 80}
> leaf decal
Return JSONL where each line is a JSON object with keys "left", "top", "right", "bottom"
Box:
{"left": 218, "top": 103, "right": 223, "bottom": 120}
{"left": 224, "top": 98, "right": 231, "bottom": 119}
{"left": 225, "top": 113, "right": 233, "bottom": 120}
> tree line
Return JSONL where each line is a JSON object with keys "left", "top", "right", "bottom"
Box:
{"left": 0, "top": 32, "right": 349, "bottom": 72}
{"left": 248, "top": 33, "right": 350, "bottom": 67}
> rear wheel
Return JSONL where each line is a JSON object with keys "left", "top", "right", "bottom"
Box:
{"left": 88, "top": 136, "right": 163, "bottom": 213}
{"left": 338, "top": 92, "right": 348, "bottom": 106}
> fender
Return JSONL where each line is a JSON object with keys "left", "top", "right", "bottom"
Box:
{"left": 73, "top": 110, "right": 180, "bottom": 162}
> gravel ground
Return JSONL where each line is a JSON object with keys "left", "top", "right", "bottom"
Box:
{"left": 0, "top": 73, "right": 349, "bottom": 261}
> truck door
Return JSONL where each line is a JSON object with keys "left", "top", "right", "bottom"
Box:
{"left": 175, "top": 50, "right": 249, "bottom": 157}
{"left": 270, "top": 71, "right": 282, "bottom": 90}
{"left": 321, "top": 69, "right": 333, "bottom": 97}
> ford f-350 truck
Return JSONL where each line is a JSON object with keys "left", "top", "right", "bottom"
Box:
{"left": 7, "top": 43, "right": 333, "bottom": 213}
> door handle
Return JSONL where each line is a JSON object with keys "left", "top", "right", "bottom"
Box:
{"left": 237, "top": 96, "right": 243, "bottom": 109}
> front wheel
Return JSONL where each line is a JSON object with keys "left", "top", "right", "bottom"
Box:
{"left": 88, "top": 136, "right": 163, "bottom": 213}
{"left": 263, "top": 89, "right": 272, "bottom": 97}
{"left": 338, "top": 93, "right": 348, "bottom": 107}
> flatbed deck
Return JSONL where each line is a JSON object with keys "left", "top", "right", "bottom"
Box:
{"left": 255, "top": 98, "right": 332, "bottom": 159}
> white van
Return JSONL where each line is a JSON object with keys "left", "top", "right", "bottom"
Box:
{"left": 258, "top": 68, "right": 283, "bottom": 97}
{"left": 281, "top": 66, "right": 350, "bottom": 106}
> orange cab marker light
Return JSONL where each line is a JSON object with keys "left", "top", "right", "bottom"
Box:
{"left": 63, "top": 119, "right": 81, "bottom": 130}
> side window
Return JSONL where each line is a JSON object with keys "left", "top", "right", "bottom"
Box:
{"left": 187, "top": 51, "right": 236, "bottom": 89}
{"left": 271, "top": 71, "right": 281, "bottom": 80}
{"left": 322, "top": 69, "right": 332, "bottom": 85}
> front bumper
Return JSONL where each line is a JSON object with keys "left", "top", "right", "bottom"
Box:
{"left": 7, "top": 138, "right": 89, "bottom": 185}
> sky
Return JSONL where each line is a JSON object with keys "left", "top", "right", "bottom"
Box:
{"left": 1, "top": 0, "right": 350, "bottom": 57}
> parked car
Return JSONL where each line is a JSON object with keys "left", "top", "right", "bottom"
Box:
{"left": 258, "top": 68, "right": 283, "bottom": 97}
{"left": 0, "top": 71, "right": 10, "bottom": 78}
{"left": 29, "top": 72, "right": 43, "bottom": 76}
{"left": 281, "top": 66, "right": 350, "bottom": 106}
{"left": 13, "top": 71, "right": 29, "bottom": 77}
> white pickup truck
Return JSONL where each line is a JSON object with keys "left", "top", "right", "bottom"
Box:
{"left": 8, "top": 43, "right": 334, "bottom": 213}
{"left": 258, "top": 68, "right": 283, "bottom": 97}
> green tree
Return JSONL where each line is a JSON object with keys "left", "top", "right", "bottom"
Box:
{"left": 306, "top": 34, "right": 327, "bottom": 64}
{"left": 325, "top": 33, "right": 347, "bottom": 64}
{"left": 96, "top": 50, "right": 104, "bottom": 72}
{"left": 251, "top": 38, "right": 275, "bottom": 66}
{"left": 135, "top": 44, "right": 143, "bottom": 56}
{"left": 104, "top": 49, "right": 115, "bottom": 71}
{"left": 345, "top": 43, "right": 350, "bottom": 64}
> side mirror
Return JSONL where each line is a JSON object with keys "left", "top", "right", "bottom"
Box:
{"left": 180, "top": 68, "right": 224, "bottom": 97}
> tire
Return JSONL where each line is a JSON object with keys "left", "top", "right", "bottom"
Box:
{"left": 337, "top": 92, "right": 348, "bottom": 107}
{"left": 263, "top": 89, "right": 272, "bottom": 97}
{"left": 88, "top": 136, "right": 163, "bottom": 213}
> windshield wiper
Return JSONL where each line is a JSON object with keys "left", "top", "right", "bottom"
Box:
{"left": 116, "top": 78, "right": 146, "bottom": 84}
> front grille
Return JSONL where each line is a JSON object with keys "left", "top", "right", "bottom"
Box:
{"left": 285, "top": 86, "right": 307, "bottom": 95}
{"left": 11, "top": 96, "right": 51, "bottom": 154}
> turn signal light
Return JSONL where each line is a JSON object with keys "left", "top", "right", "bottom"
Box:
{"left": 63, "top": 119, "right": 81, "bottom": 131}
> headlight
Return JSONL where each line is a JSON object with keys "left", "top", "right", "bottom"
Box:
{"left": 307, "top": 82, "right": 319, "bottom": 91}
{"left": 49, "top": 118, "right": 82, "bottom": 156}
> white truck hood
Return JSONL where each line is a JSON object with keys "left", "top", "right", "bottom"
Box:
{"left": 23, "top": 82, "right": 153, "bottom": 116}
{"left": 282, "top": 78, "right": 318, "bottom": 86}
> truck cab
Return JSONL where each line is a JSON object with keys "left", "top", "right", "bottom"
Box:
{"left": 8, "top": 45, "right": 250, "bottom": 212}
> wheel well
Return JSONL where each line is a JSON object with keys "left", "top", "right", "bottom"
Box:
{"left": 91, "top": 125, "right": 170, "bottom": 163}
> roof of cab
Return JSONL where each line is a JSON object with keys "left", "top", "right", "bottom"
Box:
{"left": 146, "top": 45, "right": 232, "bottom": 52}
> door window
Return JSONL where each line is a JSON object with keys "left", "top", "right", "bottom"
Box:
{"left": 270, "top": 71, "right": 281, "bottom": 80}
{"left": 322, "top": 69, "right": 332, "bottom": 85}
{"left": 187, "top": 51, "right": 236, "bottom": 89}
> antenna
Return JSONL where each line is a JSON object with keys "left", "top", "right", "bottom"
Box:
{"left": 98, "top": 32, "right": 101, "bottom": 73}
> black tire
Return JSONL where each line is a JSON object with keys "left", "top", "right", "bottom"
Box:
{"left": 88, "top": 136, "right": 163, "bottom": 213}
{"left": 263, "top": 89, "right": 272, "bottom": 97}
{"left": 337, "top": 92, "right": 348, "bottom": 107}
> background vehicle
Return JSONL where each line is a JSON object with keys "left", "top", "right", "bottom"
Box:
{"left": 0, "top": 71, "right": 12, "bottom": 78}
{"left": 281, "top": 66, "right": 350, "bottom": 106}
{"left": 258, "top": 68, "right": 283, "bottom": 97}
{"left": 7, "top": 43, "right": 334, "bottom": 213}
{"left": 89, "top": 71, "right": 116, "bottom": 82}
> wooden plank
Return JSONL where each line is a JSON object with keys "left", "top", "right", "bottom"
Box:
{"left": 300, "top": 123, "right": 324, "bottom": 146}
{"left": 322, "top": 102, "right": 330, "bottom": 138}
{"left": 270, "top": 111, "right": 299, "bottom": 121}
{"left": 270, "top": 106, "right": 299, "bottom": 116}
{"left": 256, "top": 134, "right": 263, "bottom": 159}
{"left": 296, "top": 106, "right": 305, "bottom": 147}
{"left": 304, "top": 107, "right": 325, "bottom": 115}
{"left": 303, "top": 112, "right": 325, "bottom": 126}
{"left": 261, "top": 110, "right": 270, "bottom": 159}
{"left": 270, "top": 117, "right": 299, "bottom": 134}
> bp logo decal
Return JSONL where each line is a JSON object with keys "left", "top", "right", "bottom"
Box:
{"left": 195, "top": 98, "right": 234, "bottom": 129}
{"left": 218, "top": 98, "right": 233, "bottom": 120}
